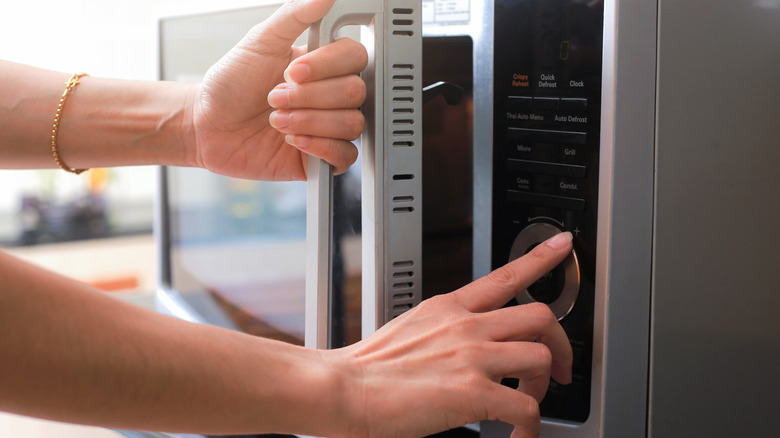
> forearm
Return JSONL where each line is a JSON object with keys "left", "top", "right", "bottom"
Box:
{"left": 0, "top": 249, "right": 349, "bottom": 436}
{"left": 0, "top": 60, "right": 196, "bottom": 170}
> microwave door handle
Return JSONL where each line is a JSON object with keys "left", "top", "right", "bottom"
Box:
{"left": 305, "top": 1, "right": 382, "bottom": 350}
{"left": 305, "top": 0, "right": 423, "bottom": 348}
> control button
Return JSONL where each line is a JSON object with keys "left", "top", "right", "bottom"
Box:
{"left": 510, "top": 176, "right": 532, "bottom": 191}
{"left": 508, "top": 223, "right": 580, "bottom": 320}
{"left": 567, "top": 79, "right": 587, "bottom": 90}
{"left": 560, "top": 98, "right": 588, "bottom": 111}
{"left": 508, "top": 142, "right": 534, "bottom": 156}
{"left": 507, "top": 127, "right": 587, "bottom": 145}
{"left": 507, "top": 174, "right": 587, "bottom": 197}
{"left": 537, "top": 72, "right": 560, "bottom": 89}
{"left": 507, "top": 96, "right": 533, "bottom": 112}
{"left": 557, "top": 180, "right": 586, "bottom": 197}
{"left": 506, "top": 190, "right": 586, "bottom": 212}
{"left": 533, "top": 97, "right": 559, "bottom": 110}
{"left": 507, "top": 159, "right": 587, "bottom": 178}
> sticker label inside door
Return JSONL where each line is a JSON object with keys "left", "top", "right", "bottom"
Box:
{"left": 423, "top": 0, "right": 470, "bottom": 25}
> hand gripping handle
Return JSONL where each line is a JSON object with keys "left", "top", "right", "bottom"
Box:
{"left": 304, "top": 0, "right": 384, "bottom": 350}
{"left": 305, "top": 0, "right": 422, "bottom": 349}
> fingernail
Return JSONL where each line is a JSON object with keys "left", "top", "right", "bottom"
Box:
{"left": 285, "top": 134, "right": 309, "bottom": 149}
{"left": 284, "top": 63, "right": 311, "bottom": 83}
{"left": 269, "top": 111, "right": 290, "bottom": 129}
{"left": 268, "top": 85, "right": 291, "bottom": 108}
{"left": 545, "top": 231, "right": 573, "bottom": 249}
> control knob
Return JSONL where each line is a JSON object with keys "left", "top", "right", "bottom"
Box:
{"left": 509, "top": 222, "right": 580, "bottom": 320}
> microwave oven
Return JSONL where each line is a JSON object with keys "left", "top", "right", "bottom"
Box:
{"left": 155, "top": 1, "right": 780, "bottom": 437}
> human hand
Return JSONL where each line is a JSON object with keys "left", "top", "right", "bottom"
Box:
{"left": 326, "top": 232, "right": 575, "bottom": 438}
{"left": 189, "top": 0, "right": 367, "bottom": 180}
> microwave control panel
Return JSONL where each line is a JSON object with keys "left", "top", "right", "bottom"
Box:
{"left": 492, "top": 0, "right": 604, "bottom": 423}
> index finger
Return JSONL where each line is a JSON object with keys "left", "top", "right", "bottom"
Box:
{"left": 453, "top": 232, "right": 573, "bottom": 313}
{"left": 284, "top": 37, "right": 369, "bottom": 83}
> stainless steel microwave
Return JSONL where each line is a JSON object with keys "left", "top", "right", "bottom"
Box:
{"left": 155, "top": 1, "right": 780, "bottom": 437}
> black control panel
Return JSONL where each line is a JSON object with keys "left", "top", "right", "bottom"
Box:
{"left": 492, "top": 0, "right": 603, "bottom": 423}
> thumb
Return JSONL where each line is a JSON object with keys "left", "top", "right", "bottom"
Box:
{"left": 255, "top": 0, "right": 337, "bottom": 54}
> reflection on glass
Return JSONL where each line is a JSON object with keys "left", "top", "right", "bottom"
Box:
{"left": 330, "top": 165, "right": 362, "bottom": 348}
{"left": 421, "top": 36, "right": 474, "bottom": 300}
{"left": 159, "top": 5, "right": 364, "bottom": 347}
{"left": 168, "top": 168, "right": 307, "bottom": 344}
{"left": 159, "top": 5, "right": 310, "bottom": 345}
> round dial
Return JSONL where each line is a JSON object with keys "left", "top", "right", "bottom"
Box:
{"left": 509, "top": 222, "right": 580, "bottom": 320}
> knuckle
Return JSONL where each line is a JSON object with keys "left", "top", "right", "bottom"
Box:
{"left": 290, "top": 111, "right": 311, "bottom": 128}
{"left": 529, "top": 247, "right": 548, "bottom": 262}
{"left": 348, "top": 40, "right": 369, "bottom": 69}
{"left": 519, "top": 394, "right": 541, "bottom": 423}
{"left": 459, "top": 366, "right": 483, "bottom": 384}
{"left": 344, "top": 76, "right": 367, "bottom": 106}
{"left": 485, "top": 266, "right": 517, "bottom": 289}
{"left": 527, "top": 343, "right": 553, "bottom": 369}
{"left": 458, "top": 344, "right": 480, "bottom": 362}
{"left": 332, "top": 140, "right": 359, "bottom": 175}
{"left": 320, "top": 137, "right": 337, "bottom": 156}
{"left": 417, "top": 294, "right": 464, "bottom": 321}
{"left": 290, "top": 84, "right": 306, "bottom": 107}
{"left": 523, "top": 302, "right": 556, "bottom": 322}
{"left": 440, "top": 309, "right": 470, "bottom": 330}
{"left": 345, "top": 141, "right": 359, "bottom": 164}
{"left": 344, "top": 111, "right": 366, "bottom": 139}
{"left": 420, "top": 293, "right": 449, "bottom": 311}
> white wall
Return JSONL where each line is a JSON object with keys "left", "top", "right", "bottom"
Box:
{"left": 3, "top": 1, "right": 168, "bottom": 79}
{"left": 1, "top": 0, "right": 285, "bottom": 79}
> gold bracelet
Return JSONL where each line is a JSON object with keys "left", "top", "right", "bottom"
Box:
{"left": 51, "top": 73, "right": 89, "bottom": 174}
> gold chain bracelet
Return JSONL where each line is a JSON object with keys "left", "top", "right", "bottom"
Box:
{"left": 51, "top": 73, "right": 89, "bottom": 174}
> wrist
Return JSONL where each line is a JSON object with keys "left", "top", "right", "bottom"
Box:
{"left": 238, "top": 340, "right": 357, "bottom": 437}
{"left": 53, "top": 77, "right": 198, "bottom": 169}
{"left": 318, "top": 346, "right": 367, "bottom": 438}
{"left": 175, "top": 83, "right": 198, "bottom": 168}
{"left": 288, "top": 346, "right": 357, "bottom": 438}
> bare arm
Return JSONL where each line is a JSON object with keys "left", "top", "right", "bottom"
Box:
{"left": 0, "top": 60, "right": 194, "bottom": 170}
{"left": 0, "top": 0, "right": 573, "bottom": 435}
{"left": 0, "top": 248, "right": 348, "bottom": 436}
{"left": 0, "top": 233, "right": 572, "bottom": 438}
{"left": 0, "top": 0, "right": 365, "bottom": 179}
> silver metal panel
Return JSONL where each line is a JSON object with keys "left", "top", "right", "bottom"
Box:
{"left": 304, "top": 0, "right": 424, "bottom": 345}
{"left": 596, "top": 0, "right": 658, "bottom": 435}
{"left": 361, "top": 0, "right": 423, "bottom": 336}
{"left": 650, "top": 1, "right": 780, "bottom": 436}
{"left": 304, "top": 153, "right": 332, "bottom": 349}
{"left": 467, "top": 0, "right": 496, "bottom": 280}
{"left": 377, "top": 0, "right": 424, "bottom": 326}
{"left": 538, "top": 0, "right": 658, "bottom": 433}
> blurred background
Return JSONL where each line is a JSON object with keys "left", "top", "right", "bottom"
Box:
{"left": 0, "top": 1, "right": 277, "bottom": 436}
{"left": 0, "top": 1, "right": 475, "bottom": 435}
